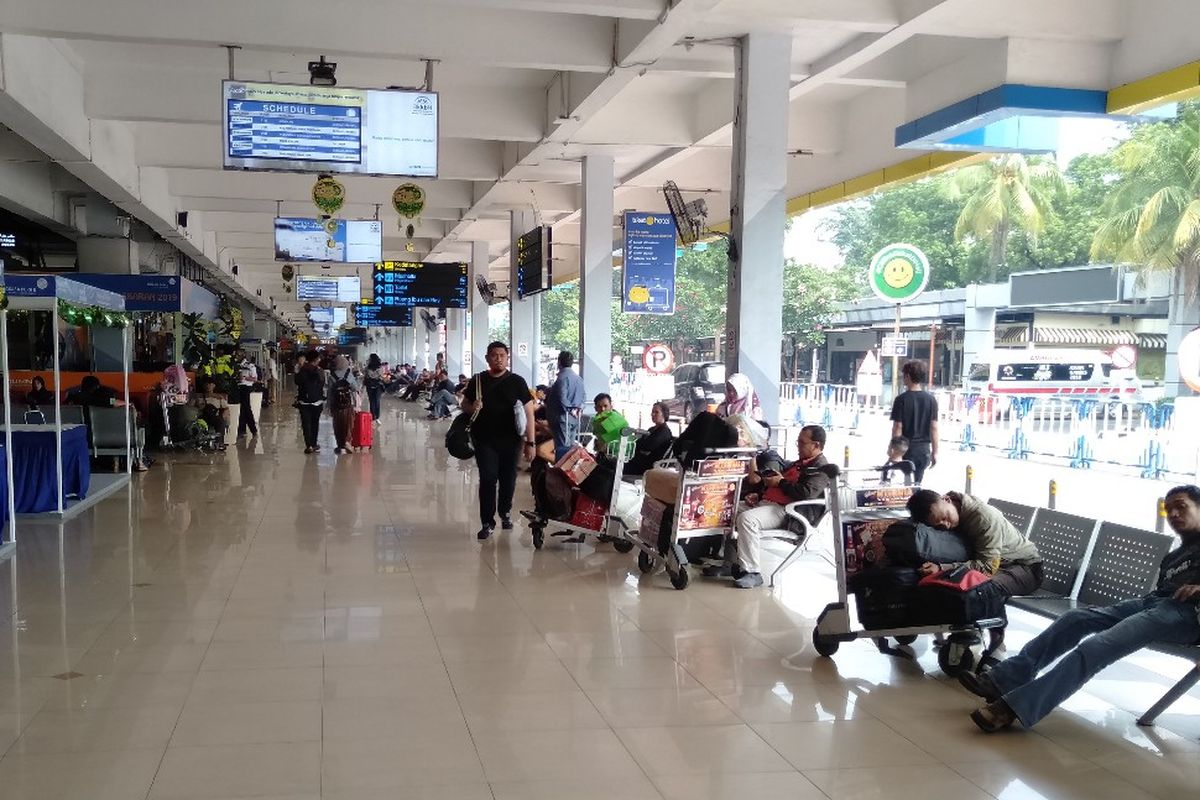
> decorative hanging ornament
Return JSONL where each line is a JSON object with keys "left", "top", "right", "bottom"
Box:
{"left": 312, "top": 174, "right": 346, "bottom": 217}
{"left": 392, "top": 183, "right": 425, "bottom": 238}
{"left": 281, "top": 264, "right": 295, "bottom": 281}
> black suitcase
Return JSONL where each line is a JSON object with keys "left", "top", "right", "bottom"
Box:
{"left": 848, "top": 567, "right": 922, "bottom": 629}
{"left": 915, "top": 567, "right": 1008, "bottom": 625}
{"left": 883, "top": 521, "right": 970, "bottom": 567}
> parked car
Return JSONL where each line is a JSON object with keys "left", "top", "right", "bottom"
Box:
{"left": 664, "top": 362, "right": 726, "bottom": 421}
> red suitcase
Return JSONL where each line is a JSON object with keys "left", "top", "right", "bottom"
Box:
{"left": 352, "top": 412, "right": 374, "bottom": 450}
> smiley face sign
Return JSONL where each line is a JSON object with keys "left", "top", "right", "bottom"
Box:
{"left": 868, "top": 243, "right": 930, "bottom": 303}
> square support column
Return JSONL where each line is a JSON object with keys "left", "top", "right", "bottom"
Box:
{"left": 725, "top": 32, "right": 792, "bottom": 425}
{"left": 469, "top": 241, "right": 491, "bottom": 375}
{"left": 445, "top": 309, "right": 465, "bottom": 378}
{"left": 579, "top": 155, "right": 615, "bottom": 401}
{"left": 509, "top": 210, "right": 540, "bottom": 385}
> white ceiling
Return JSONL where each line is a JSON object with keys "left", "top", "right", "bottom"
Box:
{"left": 0, "top": 0, "right": 1197, "bottom": 332}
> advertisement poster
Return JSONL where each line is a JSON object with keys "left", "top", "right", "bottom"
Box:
{"left": 697, "top": 457, "right": 752, "bottom": 478}
{"left": 639, "top": 496, "right": 670, "bottom": 546}
{"left": 622, "top": 211, "right": 676, "bottom": 314}
{"left": 853, "top": 487, "right": 914, "bottom": 510}
{"left": 842, "top": 518, "right": 896, "bottom": 574}
{"left": 678, "top": 479, "right": 739, "bottom": 532}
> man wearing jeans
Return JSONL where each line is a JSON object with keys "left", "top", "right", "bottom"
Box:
{"left": 545, "top": 351, "right": 585, "bottom": 459}
{"left": 962, "top": 484, "right": 1200, "bottom": 732}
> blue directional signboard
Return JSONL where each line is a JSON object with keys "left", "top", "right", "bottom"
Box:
{"left": 354, "top": 303, "right": 413, "bottom": 327}
{"left": 622, "top": 211, "right": 676, "bottom": 315}
{"left": 372, "top": 261, "right": 468, "bottom": 309}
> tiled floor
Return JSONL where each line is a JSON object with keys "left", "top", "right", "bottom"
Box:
{"left": 0, "top": 396, "right": 1197, "bottom": 799}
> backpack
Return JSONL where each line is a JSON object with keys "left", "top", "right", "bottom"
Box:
{"left": 915, "top": 565, "right": 1008, "bottom": 625}
{"left": 671, "top": 411, "right": 737, "bottom": 469}
{"left": 882, "top": 521, "right": 971, "bottom": 567}
{"left": 332, "top": 371, "right": 355, "bottom": 410}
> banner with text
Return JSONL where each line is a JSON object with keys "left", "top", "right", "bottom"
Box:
{"left": 622, "top": 211, "right": 676, "bottom": 315}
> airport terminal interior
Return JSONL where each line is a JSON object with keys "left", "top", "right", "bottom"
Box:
{"left": 2, "top": 1, "right": 1200, "bottom": 798}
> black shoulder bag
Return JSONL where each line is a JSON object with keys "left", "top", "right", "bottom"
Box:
{"left": 445, "top": 374, "right": 482, "bottom": 460}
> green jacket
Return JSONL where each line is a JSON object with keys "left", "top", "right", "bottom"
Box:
{"left": 944, "top": 492, "right": 1042, "bottom": 574}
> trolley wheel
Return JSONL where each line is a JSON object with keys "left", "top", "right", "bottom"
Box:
{"left": 812, "top": 629, "right": 840, "bottom": 657}
{"left": 532, "top": 525, "right": 545, "bottom": 550}
{"left": 668, "top": 565, "right": 690, "bottom": 590}
{"left": 637, "top": 550, "right": 655, "bottom": 574}
{"left": 612, "top": 538, "right": 635, "bottom": 554}
{"left": 894, "top": 634, "right": 919, "bottom": 645}
{"left": 937, "top": 639, "right": 977, "bottom": 677}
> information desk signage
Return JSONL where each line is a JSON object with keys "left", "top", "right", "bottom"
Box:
{"left": 354, "top": 304, "right": 413, "bottom": 328}
{"left": 622, "top": 211, "right": 677, "bottom": 314}
{"left": 223, "top": 81, "right": 438, "bottom": 177}
{"left": 372, "top": 261, "right": 468, "bottom": 309}
{"left": 515, "top": 225, "right": 552, "bottom": 299}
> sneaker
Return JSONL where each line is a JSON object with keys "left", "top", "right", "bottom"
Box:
{"left": 477, "top": 525, "right": 494, "bottom": 541}
{"left": 500, "top": 516, "right": 514, "bottom": 530}
{"left": 732, "top": 572, "right": 764, "bottom": 589}
{"left": 313, "top": 444, "right": 322, "bottom": 452}
{"left": 304, "top": 447, "right": 313, "bottom": 454}
{"left": 702, "top": 564, "right": 734, "bottom": 578}
{"left": 426, "top": 414, "right": 438, "bottom": 420}
{"left": 970, "top": 699, "right": 1017, "bottom": 733}
{"left": 958, "top": 670, "right": 1002, "bottom": 702}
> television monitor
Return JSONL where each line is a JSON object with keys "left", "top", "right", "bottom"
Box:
{"left": 337, "top": 327, "right": 368, "bottom": 346}
{"left": 515, "top": 225, "right": 552, "bottom": 299}
{"left": 223, "top": 81, "right": 438, "bottom": 177}
{"left": 296, "top": 275, "right": 361, "bottom": 303}
{"left": 354, "top": 304, "right": 413, "bottom": 327}
{"left": 372, "top": 261, "right": 468, "bottom": 309}
{"left": 275, "top": 217, "right": 382, "bottom": 263}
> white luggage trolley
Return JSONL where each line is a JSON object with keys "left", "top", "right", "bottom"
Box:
{"left": 812, "top": 465, "right": 1006, "bottom": 676}
{"left": 632, "top": 447, "right": 757, "bottom": 590}
{"left": 523, "top": 430, "right": 640, "bottom": 552}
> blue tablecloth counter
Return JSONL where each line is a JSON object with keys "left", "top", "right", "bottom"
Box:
{"left": 3, "top": 424, "right": 91, "bottom": 513}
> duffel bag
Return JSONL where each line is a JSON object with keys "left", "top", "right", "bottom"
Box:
{"left": 579, "top": 462, "right": 616, "bottom": 504}
{"left": 915, "top": 565, "right": 1008, "bottom": 625}
{"left": 883, "top": 521, "right": 970, "bottom": 567}
{"left": 847, "top": 567, "right": 922, "bottom": 630}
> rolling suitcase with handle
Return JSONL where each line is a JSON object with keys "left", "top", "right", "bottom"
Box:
{"left": 352, "top": 411, "right": 374, "bottom": 451}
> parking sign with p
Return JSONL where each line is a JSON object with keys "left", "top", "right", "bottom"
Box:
{"left": 642, "top": 343, "right": 675, "bottom": 375}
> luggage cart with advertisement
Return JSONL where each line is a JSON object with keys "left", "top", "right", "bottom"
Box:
{"left": 633, "top": 448, "right": 757, "bottom": 590}
{"left": 811, "top": 466, "right": 1006, "bottom": 676}
{"left": 522, "top": 430, "right": 640, "bottom": 552}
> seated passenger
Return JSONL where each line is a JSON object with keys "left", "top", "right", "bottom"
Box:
{"left": 622, "top": 402, "right": 675, "bottom": 477}
{"left": 962, "top": 484, "right": 1200, "bottom": 733}
{"left": 716, "top": 372, "right": 763, "bottom": 421}
{"left": 906, "top": 489, "right": 1043, "bottom": 598}
{"left": 25, "top": 376, "right": 54, "bottom": 409}
{"left": 426, "top": 371, "right": 460, "bottom": 420}
{"left": 70, "top": 375, "right": 121, "bottom": 407}
{"left": 189, "top": 377, "right": 230, "bottom": 444}
{"left": 706, "top": 424, "right": 831, "bottom": 589}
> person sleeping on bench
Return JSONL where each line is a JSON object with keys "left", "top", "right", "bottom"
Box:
{"left": 961, "top": 484, "right": 1200, "bottom": 732}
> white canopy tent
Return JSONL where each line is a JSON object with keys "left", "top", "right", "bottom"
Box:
{"left": 1, "top": 275, "right": 130, "bottom": 537}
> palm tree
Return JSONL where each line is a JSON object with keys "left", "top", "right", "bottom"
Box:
{"left": 1091, "top": 104, "right": 1200, "bottom": 396}
{"left": 946, "top": 153, "right": 1065, "bottom": 281}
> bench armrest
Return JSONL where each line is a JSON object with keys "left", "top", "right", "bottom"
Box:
{"left": 784, "top": 499, "right": 826, "bottom": 526}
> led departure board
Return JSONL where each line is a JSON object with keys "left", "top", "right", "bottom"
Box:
{"left": 372, "top": 261, "right": 468, "bottom": 309}
{"left": 515, "top": 225, "right": 552, "bottom": 299}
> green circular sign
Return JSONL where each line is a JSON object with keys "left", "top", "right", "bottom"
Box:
{"left": 868, "top": 243, "right": 930, "bottom": 303}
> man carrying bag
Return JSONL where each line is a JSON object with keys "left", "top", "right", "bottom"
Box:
{"left": 456, "top": 342, "right": 536, "bottom": 541}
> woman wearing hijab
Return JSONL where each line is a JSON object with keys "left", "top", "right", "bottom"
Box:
{"left": 718, "top": 373, "right": 763, "bottom": 421}
{"left": 327, "top": 354, "right": 360, "bottom": 454}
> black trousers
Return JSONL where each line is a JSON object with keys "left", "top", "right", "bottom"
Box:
{"left": 298, "top": 404, "right": 322, "bottom": 448}
{"left": 992, "top": 561, "right": 1044, "bottom": 597}
{"left": 238, "top": 389, "right": 258, "bottom": 436}
{"left": 473, "top": 436, "right": 520, "bottom": 527}
{"left": 907, "top": 441, "right": 931, "bottom": 484}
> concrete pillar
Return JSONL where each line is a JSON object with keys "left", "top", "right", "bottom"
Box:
{"left": 470, "top": 241, "right": 490, "bottom": 375}
{"left": 724, "top": 32, "right": 792, "bottom": 425}
{"left": 963, "top": 285, "right": 998, "bottom": 380}
{"left": 1165, "top": 270, "right": 1199, "bottom": 397}
{"left": 402, "top": 325, "right": 418, "bottom": 366}
{"left": 509, "top": 210, "right": 540, "bottom": 385}
{"left": 77, "top": 237, "right": 139, "bottom": 274}
{"left": 445, "top": 309, "right": 465, "bottom": 377}
{"left": 579, "top": 155, "right": 614, "bottom": 400}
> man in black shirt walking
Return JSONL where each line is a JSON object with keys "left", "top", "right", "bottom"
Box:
{"left": 890, "top": 360, "right": 938, "bottom": 483}
{"left": 461, "top": 342, "right": 537, "bottom": 540}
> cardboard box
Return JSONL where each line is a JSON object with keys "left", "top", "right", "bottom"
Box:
{"left": 554, "top": 445, "right": 596, "bottom": 486}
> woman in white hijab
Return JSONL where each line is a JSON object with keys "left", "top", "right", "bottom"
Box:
{"left": 327, "top": 355, "right": 360, "bottom": 454}
{"left": 717, "top": 372, "right": 763, "bottom": 421}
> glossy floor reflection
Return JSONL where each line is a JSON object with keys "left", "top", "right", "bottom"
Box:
{"left": 0, "top": 397, "right": 1197, "bottom": 799}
